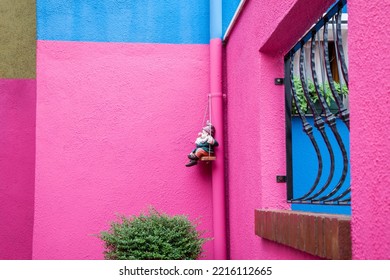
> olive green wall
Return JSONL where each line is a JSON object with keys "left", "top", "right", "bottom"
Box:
{"left": 0, "top": 0, "right": 36, "bottom": 79}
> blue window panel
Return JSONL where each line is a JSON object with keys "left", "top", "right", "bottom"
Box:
{"left": 292, "top": 203, "right": 351, "bottom": 215}
{"left": 291, "top": 117, "right": 351, "bottom": 215}
{"left": 37, "top": 0, "right": 210, "bottom": 44}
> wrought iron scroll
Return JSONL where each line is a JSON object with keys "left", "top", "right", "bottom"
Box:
{"left": 288, "top": 54, "right": 323, "bottom": 201}
{"left": 335, "top": 11, "right": 349, "bottom": 87}
{"left": 309, "top": 34, "right": 349, "bottom": 203}
{"left": 285, "top": 0, "right": 350, "bottom": 205}
{"left": 292, "top": 47, "right": 335, "bottom": 202}
{"left": 324, "top": 18, "right": 350, "bottom": 129}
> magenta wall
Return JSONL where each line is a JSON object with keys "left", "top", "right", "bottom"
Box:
{"left": 33, "top": 41, "right": 213, "bottom": 259}
{"left": 0, "top": 79, "right": 36, "bottom": 259}
{"left": 226, "top": 0, "right": 390, "bottom": 260}
{"left": 350, "top": 0, "right": 390, "bottom": 259}
{"left": 225, "top": 0, "right": 334, "bottom": 259}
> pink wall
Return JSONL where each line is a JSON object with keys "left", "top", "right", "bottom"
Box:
{"left": 225, "top": 0, "right": 333, "bottom": 259}
{"left": 0, "top": 79, "right": 36, "bottom": 259}
{"left": 350, "top": 0, "right": 390, "bottom": 259}
{"left": 27, "top": 0, "right": 390, "bottom": 261}
{"left": 33, "top": 41, "right": 214, "bottom": 259}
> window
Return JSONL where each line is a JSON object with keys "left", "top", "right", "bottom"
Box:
{"left": 284, "top": 0, "right": 350, "bottom": 215}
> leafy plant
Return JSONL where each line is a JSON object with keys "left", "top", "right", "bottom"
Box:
{"left": 292, "top": 77, "right": 348, "bottom": 115}
{"left": 98, "top": 208, "right": 209, "bottom": 260}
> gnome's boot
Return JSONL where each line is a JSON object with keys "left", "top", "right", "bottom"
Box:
{"left": 188, "top": 153, "right": 198, "bottom": 160}
{"left": 185, "top": 158, "right": 198, "bottom": 167}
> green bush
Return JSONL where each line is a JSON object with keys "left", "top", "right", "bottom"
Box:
{"left": 98, "top": 208, "right": 209, "bottom": 260}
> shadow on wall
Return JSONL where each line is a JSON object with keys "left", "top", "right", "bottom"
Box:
{"left": 0, "top": 79, "right": 36, "bottom": 260}
{"left": 0, "top": 0, "right": 37, "bottom": 260}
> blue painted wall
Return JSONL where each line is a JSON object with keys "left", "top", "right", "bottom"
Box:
{"left": 37, "top": 0, "right": 209, "bottom": 44}
{"left": 291, "top": 117, "right": 351, "bottom": 215}
{"left": 222, "top": 0, "right": 241, "bottom": 37}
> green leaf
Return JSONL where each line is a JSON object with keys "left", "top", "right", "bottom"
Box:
{"left": 97, "top": 207, "right": 210, "bottom": 260}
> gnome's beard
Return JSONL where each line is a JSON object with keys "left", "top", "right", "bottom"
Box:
{"left": 195, "top": 131, "right": 209, "bottom": 145}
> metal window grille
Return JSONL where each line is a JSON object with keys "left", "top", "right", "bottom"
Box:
{"left": 284, "top": 0, "right": 350, "bottom": 206}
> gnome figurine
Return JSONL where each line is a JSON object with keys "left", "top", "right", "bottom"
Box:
{"left": 186, "top": 121, "right": 218, "bottom": 167}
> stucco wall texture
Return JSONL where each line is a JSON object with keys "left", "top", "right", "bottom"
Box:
{"left": 5, "top": 0, "right": 388, "bottom": 260}
{"left": 33, "top": 41, "right": 213, "bottom": 259}
{"left": 0, "top": 79, "right": 36, "bottom": 260}
{"left": 227, "top": 0, "right": 390, "bottom": 260}
{"left": 0, "top": 0, "right": 36, "bottom": 260}
{"left": 349, "top": 0, "right": 390, "bottom": 259}
{"left": 225, "top": 0, "right": 335, "bottom": 259}
{"left": 32, "top": 0, "right": 215, "bottom": 260}
{"left": 37, "top": 0, "right": 210, "bottom": 44}
{"left": 0, "top": 0, "right": 36, "bottom": 78}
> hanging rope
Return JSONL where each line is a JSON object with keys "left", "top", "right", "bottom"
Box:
{"left": 208, "top": 94, "right": 212, "bottom": 157}
{"left": 199, "top": 93, "right": 215, "bottom": 160}
{"left": 201, "top": 95, "right": 209, "bottom": 127}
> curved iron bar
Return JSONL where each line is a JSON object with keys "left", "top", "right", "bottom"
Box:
{"left": 295, "top": 36, "right": 336, "bottom": 201}
{"left": 332, "top": 18, "right": 345, "bottom": 93}
{"left": 324, "top": 186, "right": 351, "bottom": 204}
{"left": 339, "top": 198, "right": 351, "bottom": 205}
{"left": 285, "top": 0, "right": 350, "bottom": 205}
{"left": 312, "top": 123, "right": 349, "bottom": 202}
{"left": 311, "top": 29, "right": 351, "bottom": 201}
{"left": 335, "top": 11, "right": 349, "bottom": 86}
{"left": 306, "top": 18, "right": 351, "bottom": 202}
{"left": 299, "top": 43, "right": 344, "bottom": 200}
{"left": 292, "top": 46, "right": 334, "bottom": 201}
{"left": 323, "top": 20, "right": 350, "bottom": 130}
{"left": 289, "top": 53, "right": 323, "bottom": 201}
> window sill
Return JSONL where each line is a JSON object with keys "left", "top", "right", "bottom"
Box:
{"left": 255, "top": 209, "right": 351, "bottom": 259}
